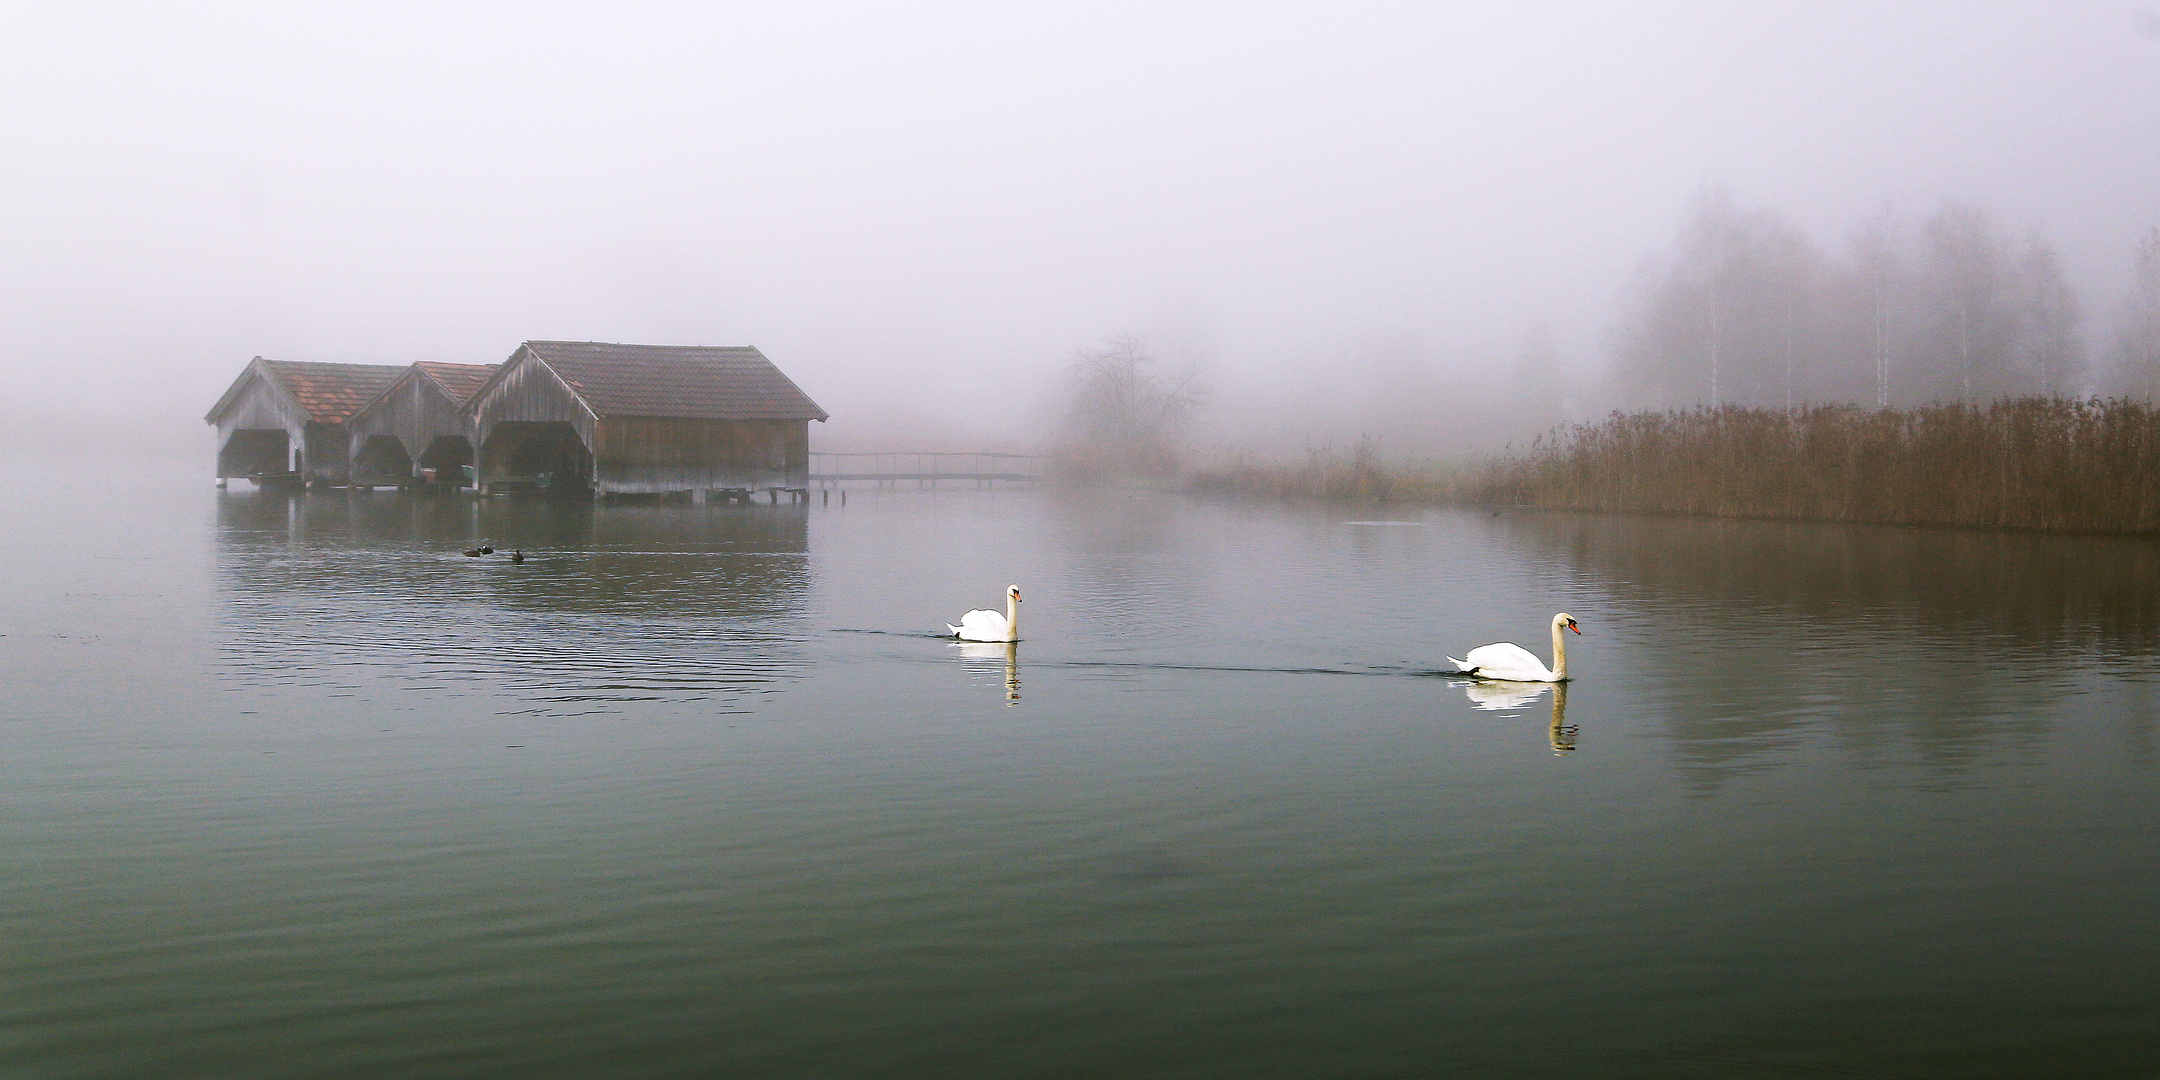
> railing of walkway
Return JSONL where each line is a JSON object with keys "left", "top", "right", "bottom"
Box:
{"left": 810, "top": 451, "right": 1048, "bottom": 488}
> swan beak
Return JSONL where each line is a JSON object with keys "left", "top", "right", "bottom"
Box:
{"left": 1568, "top": 624, "right": 1581, "bottom": 634}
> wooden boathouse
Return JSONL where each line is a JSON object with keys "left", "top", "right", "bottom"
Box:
{"left": 346, "top": 361, "right": 500, "bottom": 487}
{"left": 205, "top": 358, "right": 405, "bottom": 486}
{"left": 464, "top": 341, "right": 828, "bottom": 500}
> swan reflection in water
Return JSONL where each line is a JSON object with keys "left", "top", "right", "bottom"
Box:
{"left": 1461, "top": 680, "right": 1578, "bottom": 755}
{"left": 953, "top": 640, "right": 1021, "bottom": 705}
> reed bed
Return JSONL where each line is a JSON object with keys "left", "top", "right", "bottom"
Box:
{"left": 1191, "top": 400, "right": 2160, "bottom": 534}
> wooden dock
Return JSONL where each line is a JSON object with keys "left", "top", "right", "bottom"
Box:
{"left": 810, "top": 452, "right": 1046, "bottom": 488}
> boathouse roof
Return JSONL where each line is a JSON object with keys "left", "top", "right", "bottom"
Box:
{"left": 483, "top": 341, "right": 828, "bottom": 423}
{"left": 411, "top": 361, "right": 501, "bottom": 403}
{"left": 204, "top": 358, "right": 406, "bottom": 425}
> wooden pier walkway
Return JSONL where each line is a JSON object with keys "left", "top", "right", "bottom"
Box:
{"left": 810, "top": 452, "right": 1046, "bottom": 488}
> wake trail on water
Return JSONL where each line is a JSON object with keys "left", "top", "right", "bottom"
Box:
{"left": 827, "top": 631, "right": 1479, "bottom": 680}
{"left": 1058, "top": 660, "right": 1472, "bottom": 680}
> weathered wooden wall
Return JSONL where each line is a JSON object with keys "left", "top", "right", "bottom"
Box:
{"left": 471, "top": 360, "right": 594, "bottom": 448}
{"left": 349, "top": 373, "right": 471, "bottom": 472}
{"left": 213, "top": 376, "right": 306, "bottom": 434}
{"left": 469, "top": 357, "right": 596, "bottom": 490}
{"left": 211, "top": 370, "right": 314, "bottom": 478}
{"left": 594, "top": 418, "right": 809, "bottom": 492}
{"left": 465, "top": 348, "right": 818, "bottom": 495}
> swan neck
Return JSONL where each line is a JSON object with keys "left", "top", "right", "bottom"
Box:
{"left": 1005, "top": 594, "right": 1019, "bottom": 642}
{"left": 1551, "top": 618, "right": 1567, "bottom": 680}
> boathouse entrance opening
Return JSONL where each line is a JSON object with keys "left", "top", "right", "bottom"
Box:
{"left": 218, "top": 429, "right": 290, "bottom": 479}
{"left": 480, "top": 422, "right": 591, "bottom": 494}
{"left": 417, "top": 435, "right": 474, "bottom": 483}
{"left": 351, "top": 435, "right": 414, "bottom": 485}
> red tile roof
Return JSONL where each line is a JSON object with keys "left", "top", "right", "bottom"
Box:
{"left": 413, "top": 361, "right": 500, "bottom": 404}
{"left": 259, "top": 360, "right": 405, "bottom": 424}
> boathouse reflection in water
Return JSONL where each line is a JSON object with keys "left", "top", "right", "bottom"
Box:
{"left": 213, "top": 489, "right": 810, "bottom": 715}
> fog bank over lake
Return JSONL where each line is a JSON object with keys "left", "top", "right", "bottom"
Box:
{"left": 5, "top": 3, "right": 2160, "bottom": 456}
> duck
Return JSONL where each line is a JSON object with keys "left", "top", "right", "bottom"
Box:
{"left": 510, "top": 550, "right": 524, "bottom": 563}
{"left": 948, "top": 585, "right": 1021, "bottom": 642}
{"left": 1449, "top": 613, "right": 1580, "bottom": 682}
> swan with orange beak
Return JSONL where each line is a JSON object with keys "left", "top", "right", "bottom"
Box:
{"left": 949, "top": 585, "right": 1022, "bottom": 643}
{"left": 1449, "top": 613, "right": 1579, "bottom": 682}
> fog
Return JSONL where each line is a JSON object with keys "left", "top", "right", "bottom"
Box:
{"left": 5, "top": 1, "right": 2158, "bottom": 459}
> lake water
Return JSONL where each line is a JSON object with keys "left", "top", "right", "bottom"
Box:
{"left": 3, "top": 461, "right": 2156, "bottom": 1079}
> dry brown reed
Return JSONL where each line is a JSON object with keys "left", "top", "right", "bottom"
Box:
{"left": 1192, "top": 400, "right": 2160, "bottom": 534}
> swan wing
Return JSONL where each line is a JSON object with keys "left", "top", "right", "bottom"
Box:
{"left": 952, "top": 608, "right": 1009, "bottom": 641}
{"left": 1459, "top": 641, "right": 1557, "bottom": 682}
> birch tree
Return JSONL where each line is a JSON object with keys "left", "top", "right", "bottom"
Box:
{"left": 1616, "top": 188, "right": 1822, "bottom": 408}
{"left": 2013, "top": 230, "right": 2081, "bottom": 398}
{"left": 2116, "top": 227, "right": 2160, "bottom": 397}
{"left": 1847, "top": 207, "right": 1905, "bottom": 407}
{"left": 1915, "top": 204, "right": 2019, "bottom": 402}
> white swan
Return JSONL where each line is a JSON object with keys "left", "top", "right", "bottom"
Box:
{"left": 948, "top": 584, "right": 1021, "bottom": 642}
{"left": 1449, "top": 612, "right": 1579, "bottom": 682}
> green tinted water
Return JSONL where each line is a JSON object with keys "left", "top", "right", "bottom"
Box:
{"left": 2, "top": 465, "right": 2154, "bottom": 1078}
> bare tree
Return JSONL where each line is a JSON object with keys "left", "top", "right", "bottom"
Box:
{"left": 2116, "top": 226, "right": 2160, "bottom": 397}
{"left": 2013, "top": 229, "right": 2082, "bottom": 398}
{"left": 1916, "top": 204, "right": 2020, "bottom": 402}
{"left": 1616, "top": 187, "right": 1822, "bottom": 409}
{"left": 1848, "top": 206, "right": 1904, "bottom": 408}
{"left": 1058, "top": 336, "right": 1206, "bottom": 478}
{"left": 1615, "top": 196, "right": 2084, "bottom": 411}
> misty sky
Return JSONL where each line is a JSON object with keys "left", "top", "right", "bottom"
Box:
{"left": 5, "top": 1, "right": 2158, "bottom": 453}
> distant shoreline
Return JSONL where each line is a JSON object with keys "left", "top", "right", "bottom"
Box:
{"left": 1188, "top": 398, "right": 2160, "bottom": 536}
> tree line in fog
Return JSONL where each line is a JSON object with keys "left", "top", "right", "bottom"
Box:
{"left": 1175, "top": 188, "right": 2160, "bottom": 532}
{"left": 1613, "top": 188, "right": 2160, "bottom": 410}
{"left": 1057, "top": 186, "right": 2160, "bottom": 487}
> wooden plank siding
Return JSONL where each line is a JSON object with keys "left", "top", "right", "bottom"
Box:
{"left": 594, "top": 418, "right": 808, "bottom": 492}
{"left": 209, "top": 347, "right": 823, "bottom": 495}
{"left": 347, "top": 365, "right": 492, "bottom": 482}
{"left": 472, "top": 358, "right": 597, "bottom": 447}
{"left": 465, "top": 343, "right": 825, "bottom": 496}
{"left": 349, "top": 371, "right": 469, "bottom": 455}
{"left": 470, "top": 357, "right": 598, "bottom": 490}
{"left": 209, "top": 367, "right": 310, "bottom": 478}
{"left": 206, "top": 359, "right": 404, "bottom": 484}
{"left": 213, "top": 368, "right": 311, "bottom": 434}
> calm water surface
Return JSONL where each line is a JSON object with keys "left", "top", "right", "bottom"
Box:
{"left": 2, "top": 460, "right": 2155, "bottom": 1079}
